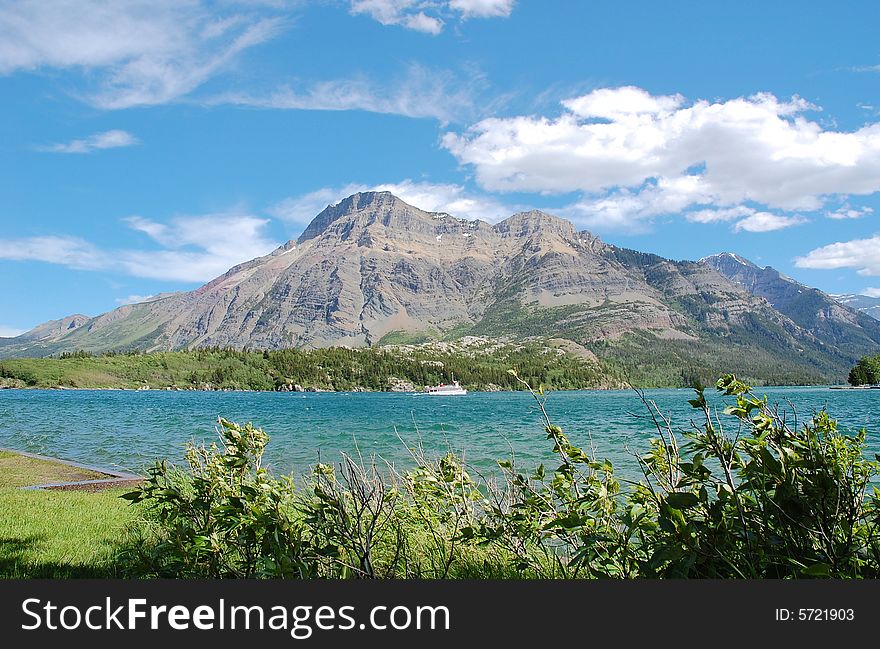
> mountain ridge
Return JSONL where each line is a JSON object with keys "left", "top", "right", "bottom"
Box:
{"left": 834, "top": 294, "right": 880, "bottom": 322}
{"left": 702, "top": 251, "right": 880, "bottom": 359}
{"left": 2, "top": 192, "right": 878, "bottom": 385}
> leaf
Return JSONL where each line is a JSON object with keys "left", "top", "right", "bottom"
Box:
{"left": 688, "top": 388, "right": 706, "bottom": 409}
{"left": 666, "top": 492, "right": 700, "bottom": 509}
{"left": 759, "top": 446, "right": 783, "bottom": 477}
{"left": 801, "top": 563, "right": 832, "bottom": 577}
{"left": 544, "top": 513, "right": 584, "bottom": 530}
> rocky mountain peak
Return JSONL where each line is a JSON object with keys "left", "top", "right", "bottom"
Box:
{"left": 297, "top": 191, "right": 409, "bottom": 243}
{"left": 14, "top": 314, "right": 91, "bottom": 342}
{"left": 701, "top": 252, "right": 760, "bottom": 269}
{"left": 494, "top": 210, "right": 575, "bottom": 239}
{"left": 5, "top": 194, "right": 880, "bottom": 387}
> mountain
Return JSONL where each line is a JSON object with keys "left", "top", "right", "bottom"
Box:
{"left": 0, "top": 314, "right": 91, "bottom": 356}
{"left": 833, "top": 294, "right": 880, "bottom": 322}
{"left": 14, "top": 314, "right": 90, "bottom": 342}
{"left": 701, "top": 252, "right": 880, "bottom": 359}
{"left": 3, "top": 192, "right": 878, "bottom": 385}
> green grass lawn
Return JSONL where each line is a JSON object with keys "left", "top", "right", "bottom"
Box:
{"left": 0, "top": 451, "right": 138, "bottom": 578}
{"left": 0, "top": 450, "right": 107, "bottom": 487}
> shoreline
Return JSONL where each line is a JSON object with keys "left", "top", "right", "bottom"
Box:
{"left": 0, "top": 446, "right": 142, "bottom": 490}
{"left": 0, "top": 383, "right": 854, "bottom": 393}
{"left": 829, "top": 385, "right": 880, "bottom": 390}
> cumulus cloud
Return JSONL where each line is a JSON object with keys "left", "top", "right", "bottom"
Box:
{"left": 211, "top": 63, "right": 485, "bottom": 123}
{"left": 0, "top": 212, "right": 279, "bottom": 283}
{"left": 37, "top": 129, "right": 138, "bottom": 154}
{"left": 562, "top": 86, "right": 685, "bottom": 120}
{"left": 548, "top": 181, "right": 806, "bottom": 234}
{"left": 732, "top": 212, "right": 807, "bottom": 233}
{"left": 349, "top": 0, "right": 514, "bottom": 33}
{"left": 795, "top": 235, "right": 880, "bottom": 276}
{"left": 826, "top": 205, "right": 874, "bottom": 220}
{"left": 269, "top": 180, "right": 514, "bottom": 225}
{"left": 0, "top": 1, "right": 284, "bottom": 108}
{"left": 443, "top": 86, "right": 880, "bottom": 231}
{"left": 863, "top": 288, "right": 880, "bottom": 298}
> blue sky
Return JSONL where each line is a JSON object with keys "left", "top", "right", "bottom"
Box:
{"left": 2, "top": 0, "right": 880, "bottom": 335}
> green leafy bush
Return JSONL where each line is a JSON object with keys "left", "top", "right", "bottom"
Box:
{"left": 124, "top": 374, "right": 880, "bottom": 578}
{"left": 631, "top": 374, "right": 880, "bottom": 577}
{"left": 123, "top": 419, "right": 309, "bottom": 578}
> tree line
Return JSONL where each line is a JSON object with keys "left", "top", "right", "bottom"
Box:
{"left": 848, "top": 353, "right": 880, "bottom": 386}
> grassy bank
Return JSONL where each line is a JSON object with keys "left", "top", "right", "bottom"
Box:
{"left": 0, "top": 451, "right": 137, "bottom": 578}
{"left": 0, "top": 339, "right": 615, "bottom": 392}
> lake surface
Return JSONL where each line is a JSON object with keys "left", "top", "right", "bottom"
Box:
{"left": 0, "top": 387, "right": 878, "bottom": 481}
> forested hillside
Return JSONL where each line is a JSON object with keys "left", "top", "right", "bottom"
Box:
{"left": 0, "top": 340, "right": 614, "bottom": 392}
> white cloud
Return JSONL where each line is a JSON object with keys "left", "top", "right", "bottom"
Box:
{"left": 211, "top": 63, "right": 484, "bottom": 122}
{"left": 685, "top": 205, "right": 755, "bottom": 224}
{"left": 349, "top": 0, "right": 514, "bottom": 33}
{"left": 0, "top": 1, "right": 284, "bottom": 108}
{"left": 118, "top": 213, "right": 279, "bottom": 280}
{"left": 554, "top": 176, "right": 714, "bottom": 232}
{"left": 826, "top": 205, "right": 874, "bottom": 219}
{"left": 1, "top": 2, "right": 499, "bottom": 119}
{"left": 269, "top": 178, "right": 809, "bottom": 236}
{"left": 350, "top": 1, "right": 443, "bottom": 34}
{"left": 449, "top": 0, "right": 515, "bottom": 19}
{"left": 443, "top": 86, "right": 880, "bottom": 231}
{"left": 0, "top": 212, "right": 279, "bottom": 283}
{"left": 373, "top": 180, "right": 514, "bottom": 221}
{"left": 115, "top": 294, "right": 156, "bottom": 306}
{"left": 732, "top": 212, "right": 807, "bottom": 233}
{"left": 38, "top": 129, "right": 138, "bottom": 154}
{"left": 863, "top": 288, "right": 880, "bottom": 298}
{"left": 269, "top": 184, "right": 369, "bottom": 226}
{"left": 563, "top": 86, "right": 684, "bottom": 120}
{"left": 270, "top": 180, "right": 514, "bottom": 225}
{"left": 795, "top": 235, "right": 880, "bottom": 275}
{"left": 0, "top": 325, "right": 26, "bottom": 338}
{"left": 0, "top": 235, "right": 107, "bottom": 270}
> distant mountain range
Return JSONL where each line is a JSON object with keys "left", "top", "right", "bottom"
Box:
{"left": 701, "top": 252, "right": 880, "bottom": 359}
{"left": 3, "top": 192, "right": 879, "bottom": 385}
{"left": 832, "top": 294, "right": 880, "bottom": 322}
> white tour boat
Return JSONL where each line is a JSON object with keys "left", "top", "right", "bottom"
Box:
{"left": 424, "top": 379, "right": 467, "bottom": 396}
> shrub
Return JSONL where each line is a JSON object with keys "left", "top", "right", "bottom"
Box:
{"left": 124, "top": 373, "right": 880, "bottom": 578}
{"left": 631, "top": 374, "right": 880, "bottom": 577}
{"left": 123, "top": 419, "right": 309, "bottom": 578}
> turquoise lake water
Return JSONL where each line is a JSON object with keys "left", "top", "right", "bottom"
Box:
{"left": 0, "top": 387, "right": 878, "bottom": 481}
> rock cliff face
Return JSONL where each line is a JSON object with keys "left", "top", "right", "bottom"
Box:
{"left": 702, "top": 252, "right": 880, "bottom": 357}
{"left": 3, "top": 193, "right": 878, "bottom": 382}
